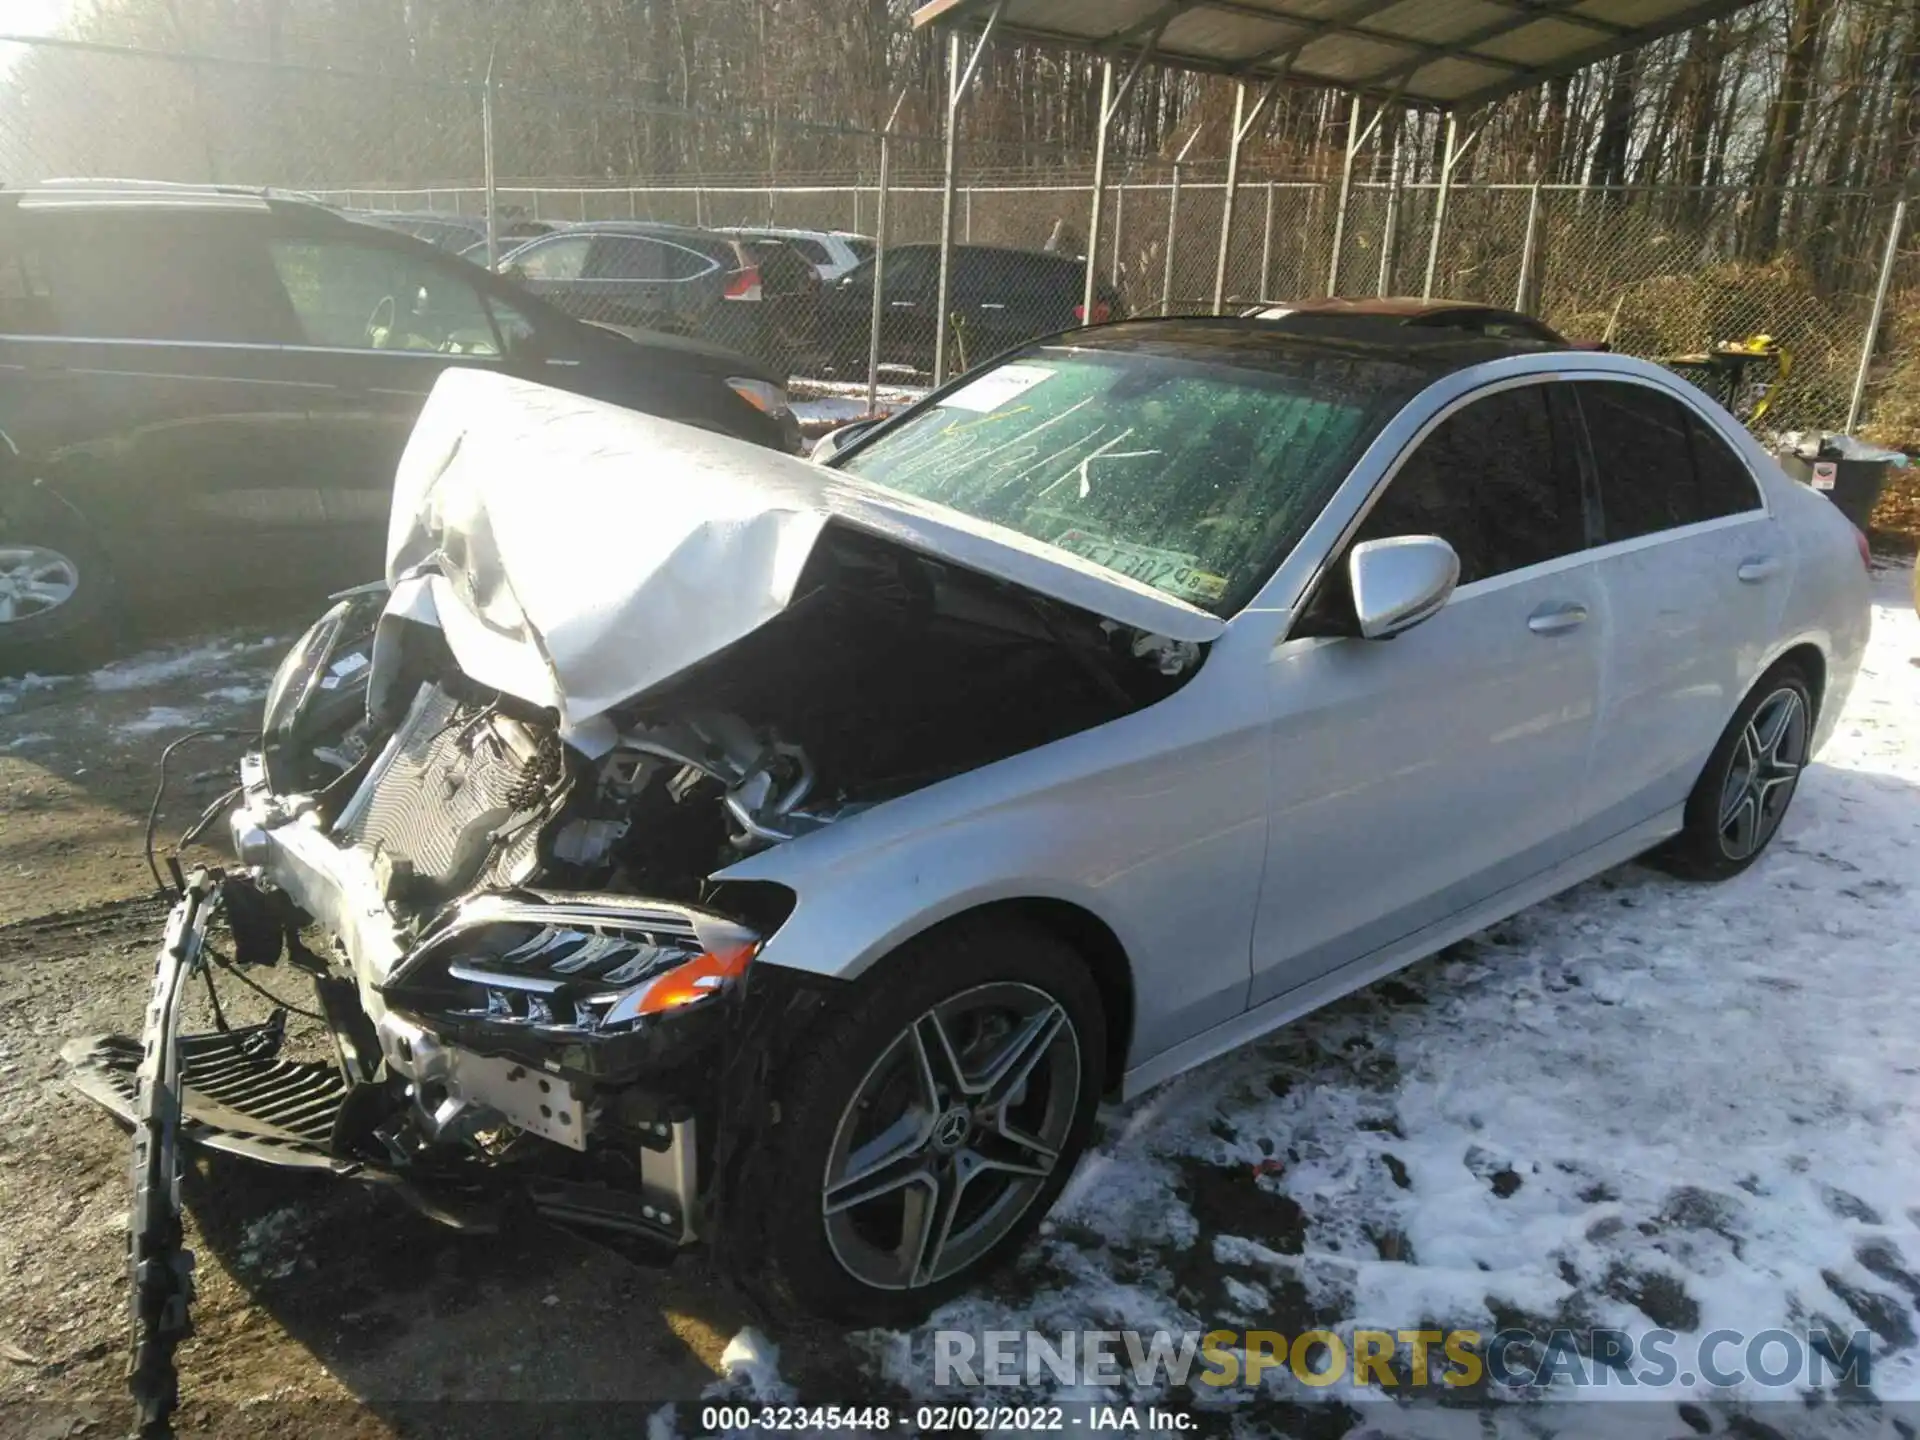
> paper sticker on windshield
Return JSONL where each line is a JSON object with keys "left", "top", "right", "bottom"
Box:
{"left": 940, "top": 363, "right": 1055, "bottom": 413}
{"left": 1052, "top": 529, "right": 1227, "bottom": 604}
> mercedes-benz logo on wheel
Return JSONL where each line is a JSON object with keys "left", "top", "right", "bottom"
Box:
{"left": 930, "top": 1106, "right": 971, "bottom": 1154}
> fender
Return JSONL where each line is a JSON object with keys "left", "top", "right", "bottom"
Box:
{"left": 715, "top": 630, "right": 1276, "bottom": 1068}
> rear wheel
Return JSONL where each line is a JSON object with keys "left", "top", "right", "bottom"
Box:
{"left": 0, "top": 521, "right": 117, "bottom": 675}
{"left": 1653, "top": 664, "right": 1813, "bottom": 881}
{"left": 751, "top": 919, "right": 1105, "bottom": 1322}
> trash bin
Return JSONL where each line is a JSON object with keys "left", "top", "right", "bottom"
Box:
{"left": 1774, "top": 437, "right": 1900, "bottom": 532}
{"left": 1818, "top": 459, "right": 1891, "bottom": 532}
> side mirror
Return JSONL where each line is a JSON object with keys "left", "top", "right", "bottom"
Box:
{"left": 810, "top": 418, "right": 879, "bottom": 465}
{"left": 1347, "top": 535, "right": 1460, "bottom": 639}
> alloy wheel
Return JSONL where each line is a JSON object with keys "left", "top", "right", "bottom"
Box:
{"left": 1716, "top": 686, "right": 1808, "bottom": 861}
{"left": 0, "top": 545, "right": 80, "bottom": 625}
{"left": 821, "top": 981, "right": 1081, "bottom": 1291}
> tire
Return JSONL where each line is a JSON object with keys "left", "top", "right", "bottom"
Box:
{"left": 0, "top": 517, "right": 118, "bottom": 677}
{"left": 1652, "top": 662, "right": 1815, "bottom": 881}
{"left": 749, "top": 918, "right": 1106, "bottom": 1323}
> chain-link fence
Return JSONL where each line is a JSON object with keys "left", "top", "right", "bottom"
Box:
{"left": 0, "top": 33, "right": 1907, "bottom": 437}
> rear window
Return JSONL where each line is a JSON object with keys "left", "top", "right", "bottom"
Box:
{"left": 839, "top": 337, "right": 1437, "bottom": 615}
{"left": 1576, "top": 380, "right": 1761, "bottom": 539}
{"left": 587, "top": 235, "right": 715, "bottom": 281}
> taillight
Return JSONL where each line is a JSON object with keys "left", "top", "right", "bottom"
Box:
{"left": 1074, "top": 300, "right": 1111, "bottom": 324}
{"left": 1852, "top": 523, "right": 1873, "bottom": 571}
{"left": 724, "top": 265, "right": 762, "bottom": 301}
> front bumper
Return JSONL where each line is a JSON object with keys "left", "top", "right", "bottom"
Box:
{"left": 71, "top": 767, "right": 715, "bottom": 1246}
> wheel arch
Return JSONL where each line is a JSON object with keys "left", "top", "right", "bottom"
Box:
{"left": 1764, "top": 640, "right": 1827, "bottom": 720}
{"left": 856, "top": 896, "right": 1136, "bottom": 1097}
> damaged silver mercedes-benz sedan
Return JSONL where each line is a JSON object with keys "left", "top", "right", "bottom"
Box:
{"left": 68, "top": 320, "right": 1870, "bottom": 1419}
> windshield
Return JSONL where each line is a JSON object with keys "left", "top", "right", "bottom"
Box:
{"left": 837, "top": 335, "right": 1436, "bottom": 615}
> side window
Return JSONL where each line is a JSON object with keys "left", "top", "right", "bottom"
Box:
{"left": 28, "top": 216, "right": 294, "bottom": 344}
{"left": 509, "top": 234, "right": 591, "bottom": 282}
{"left": 786, "top": 238, "right": 831, "bottom": 266}
{"left": 1687, "top": 412, "right": 1763, "bottom": 520}
{"left": 268, "top": 239, "right": 501, "bottom": 355}
{"left": 1576, "top": 380, "right": 1755, "bottom": 540}
{"left": 1352, "top": 383, "right": 1584, "bottom": 586}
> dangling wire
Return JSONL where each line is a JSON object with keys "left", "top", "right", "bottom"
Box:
{"left": 142, "top": 729, "right": 259, "bottom": 896}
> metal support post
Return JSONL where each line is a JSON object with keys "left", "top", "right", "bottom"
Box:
{"left": 934, "top": 1, "right": 1003, "bottom": 388}
{"left": 1085, "top": 18, "right": 1166, "bottom": 320}
{"left": 1213, "top": 76, "right": 1280, "bottom": 313}
{"left": 1514, "top": 178, "right": 1543, "bottom": 311}
{"left": 1422, "top": 110, "right": 1485, "bottom": 300}
{"left": 868, "top": 89, "right": 909, "bottom": 415}
{"left": 1848, "top": 191, "right": 1910, "bottom": 434}
{"left": 1161, "top": 119, "right": 1206, "bottom": 315}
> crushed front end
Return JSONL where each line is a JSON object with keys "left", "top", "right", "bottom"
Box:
{"left": 70, "top": 585, "right": 804, "bottom": 1271}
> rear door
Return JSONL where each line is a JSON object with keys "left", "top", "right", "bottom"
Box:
{"left": 1252, "top": 379, "right": 1608, "bottom": 1005}
{"left": 1570, "top": 377, "right": 1783, "bottom": 840}
{"left": 0, "top": 206, "right": 331, "bottom": 601}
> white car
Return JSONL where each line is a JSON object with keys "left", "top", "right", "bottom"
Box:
{"left": 71, "top": 322, "right": 1872, "bottom": 1418}
{"left": 716, "top": 225, "right": 873, "bottom": 282}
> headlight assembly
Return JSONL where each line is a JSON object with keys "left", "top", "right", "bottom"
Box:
{"left": 383, "top": 892, "right": 759, "bottom": 1065}
{"left": 724, "top": 376, "right": 792, "bottom": 417}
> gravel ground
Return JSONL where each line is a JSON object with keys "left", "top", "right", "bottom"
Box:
{"left": 0, "top": 565, "right": 1915, "bottom": 1439}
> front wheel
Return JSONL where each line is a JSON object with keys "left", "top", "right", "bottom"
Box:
{"left": 750, "top": 920, "right": 1105, "bottom": 1322}
{"left": 1653, "top": 664, "right": 1814, "bottom": 881}
{"left": 0, "top": 522, "right": 117, "bottom": 676}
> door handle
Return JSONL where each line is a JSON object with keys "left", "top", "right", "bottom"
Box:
{"left": 1737, "top": 556, "right": 1781, "bottom": 583}
{"left": 889, "top": 300, "right": 917, "bottom": 309}
{"left": 1527, "top": 602, "right": 1589, "bottom": 635}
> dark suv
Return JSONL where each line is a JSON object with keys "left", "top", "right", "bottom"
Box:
{"left": 822, "top": 243, "right": 1124, "bottom": 375}
{"left": 0, "top": 182, "right": 800, "bottom": 671}
{"left": 497, "top": 222, "right": 819, "bottom": 374}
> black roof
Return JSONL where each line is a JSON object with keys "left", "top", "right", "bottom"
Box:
{"left": 1042, "top": 316, "right": 1558, "bottom": 372}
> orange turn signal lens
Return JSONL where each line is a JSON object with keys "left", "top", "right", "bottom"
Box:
{"left": 631, "top": 943, "right": 756, "bottom": 1016}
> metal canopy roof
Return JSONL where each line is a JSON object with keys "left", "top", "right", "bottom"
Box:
{"left": 911, "top": 0, "right": 1758, "bottom": 110}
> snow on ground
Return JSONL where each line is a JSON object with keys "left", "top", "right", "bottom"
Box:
{"left": 809, "top": 562, "right": 1919, "bottom": 1433}
{"left": 88, "top": 635, "right": 282, "bottom": 692}
{"left": 790, "top": 377, "right": 927, "bottom": 433}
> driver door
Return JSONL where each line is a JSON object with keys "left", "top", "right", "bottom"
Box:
{"left": 267, "top": 230, "right": 514, "bottom": 585}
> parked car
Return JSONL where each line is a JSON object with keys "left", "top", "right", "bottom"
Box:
{"left": 822, "top": 242, "right": 1124, "bottom": 376}
{"left": 715, "top": 226, "right": 874, "bottom": 282}
{"left": 495, "top": 222, "right": 819, "bottom": 374}
{"left": 1248, "top": 296, "right": 1569, "bottom": 344}
{"left": 71, "top": 317, "right": 1869, "bottom": 1380}
{"left": 0, "top": 181, "right": 800, "bottom": 672}
{"left": 358, "top": 209, "right": 554, "bottom": 254}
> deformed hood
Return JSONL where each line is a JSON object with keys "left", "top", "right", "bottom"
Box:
{"left": 386, "top": 369, "right": 1224, "bottom": 728}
